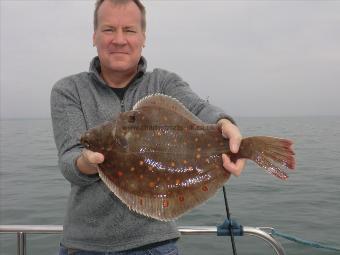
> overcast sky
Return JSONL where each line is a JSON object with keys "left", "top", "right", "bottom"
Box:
{"left": 1, "top": 0, "right": 339, "bottom": 119}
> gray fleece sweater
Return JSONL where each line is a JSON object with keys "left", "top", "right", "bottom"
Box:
{"left": 50, "top": 56, "right": 234, "bottom": 252}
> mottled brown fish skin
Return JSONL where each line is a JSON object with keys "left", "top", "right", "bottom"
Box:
{"left": 82, "top": 107, "right": 230, "bottom": 198}
{"left": 80, "top": 94, "right": 295, "bottom": 220}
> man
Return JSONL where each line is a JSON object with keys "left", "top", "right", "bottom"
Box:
{"left": 51, "top": 0, "right": 246, "bottom": 254}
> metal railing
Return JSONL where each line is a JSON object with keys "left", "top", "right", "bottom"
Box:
{"left": 0, "top": 225, "right": 285, "bottom": 255}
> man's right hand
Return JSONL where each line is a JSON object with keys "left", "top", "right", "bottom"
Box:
{"left": 76, "top": 149, "right": 105, "bottom": 175}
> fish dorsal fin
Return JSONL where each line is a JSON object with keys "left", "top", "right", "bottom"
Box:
{"left": 133, "top": 93, "right": 204, "bottom": 125}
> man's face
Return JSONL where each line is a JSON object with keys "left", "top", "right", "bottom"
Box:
{"left": 93, "top": 1, "right": 145, "bottom": 74}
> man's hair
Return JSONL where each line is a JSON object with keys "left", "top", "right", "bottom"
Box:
{"left": 94, "top": 0, "right": 146, "bottom": 31}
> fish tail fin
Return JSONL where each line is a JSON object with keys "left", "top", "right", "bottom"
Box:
{"left": 229, "top": 136, "right": 295, "bottom": 180}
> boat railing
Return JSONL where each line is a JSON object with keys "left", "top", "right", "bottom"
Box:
{"left": 0, "top": 225, "right": 285, "bottom": 255}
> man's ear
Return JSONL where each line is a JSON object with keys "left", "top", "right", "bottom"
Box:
{"left": 142, "top": 32, "right": 146, "bottom": 48}
{"left": 92, "top": 32, "right": 96, "bottom": 47}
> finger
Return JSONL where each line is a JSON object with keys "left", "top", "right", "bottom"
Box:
{"left": 83, "top": 149, "right": 104, "bottom": 164}
{"left": 91, "top": 152, "right": 105, "bottom": 164}
{"left": 222, "top": 154, "right": 246, "bottom": 177}
{"left": 235, "top": 158, "right": 246, "bottom": 173}
{"left": 220, "top": 123, "right": 242, "bottom": 153}
{"left": 222, "top": 153, "right": 231, "bottom": 165}
{"left": 222, "top": 154, "right": 237, "bottom": 174}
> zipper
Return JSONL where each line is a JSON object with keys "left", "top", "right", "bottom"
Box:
{"left": 120, "top": 99, "right": 125, "bottom": 112}
{"left": 116, "top": 70, "right": 142, "bottom": 113}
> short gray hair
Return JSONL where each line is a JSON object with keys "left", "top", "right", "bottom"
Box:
{"left": 94, "top": 0, "right": 146, "bottom": 31}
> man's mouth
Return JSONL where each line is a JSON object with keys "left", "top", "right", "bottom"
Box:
{"left": 110, "top": 51, "right": 129, "bottom": 54}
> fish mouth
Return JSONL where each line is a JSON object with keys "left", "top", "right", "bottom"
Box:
{"left": 80, "top": 135, "right": 90, "bottom": 149}
{"left": 83, "top": 142, "right": 90, "bottom": 149}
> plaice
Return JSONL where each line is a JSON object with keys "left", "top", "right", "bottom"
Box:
{"left": 80, "top": 94, "right": 295, "bottom": 221}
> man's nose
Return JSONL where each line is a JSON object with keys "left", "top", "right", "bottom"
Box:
{"left": 112, "top": 30, "right": 127, "bottom": 45}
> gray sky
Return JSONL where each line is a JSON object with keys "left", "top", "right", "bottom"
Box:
{"left": 1, "top": 0, "right": 339, "bottom": 119}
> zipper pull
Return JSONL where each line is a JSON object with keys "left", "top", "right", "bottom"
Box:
{"left": 120, "top": 100, "right": 124, "bottom": 112}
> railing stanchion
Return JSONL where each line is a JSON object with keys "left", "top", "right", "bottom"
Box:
{"left": 17, "top": 232, "right": 26, "bottom": 255}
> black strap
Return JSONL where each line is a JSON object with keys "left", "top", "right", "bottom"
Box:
{"left": 223, "top": 186, "right": 238, "bottom": 255}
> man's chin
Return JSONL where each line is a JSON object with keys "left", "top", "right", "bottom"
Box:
{"left": 107, "top": 63, "right": 136, "bottom": 73}
{"left": 109, "top": 65, "right": 129, "bottom": 72}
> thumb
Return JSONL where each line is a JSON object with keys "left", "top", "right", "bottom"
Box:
{"left": 83, "top": 149, "right": 104, "bottom": 164}
{"left": 90, "top": 152, "right": 105, "bottom": 164}
{"left": 229, "top": 136, "right": 241, "bottom": 154}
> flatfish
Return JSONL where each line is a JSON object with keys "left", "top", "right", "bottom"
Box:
{"left": 80, "top": 94, "right": 295, "bottom": 221}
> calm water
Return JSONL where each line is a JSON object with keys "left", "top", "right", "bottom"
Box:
{"left": 1, "top": 117, "right": 339, "bottom": 255}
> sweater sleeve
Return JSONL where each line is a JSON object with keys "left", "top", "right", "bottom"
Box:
{"left": 50, "top": 78, "right": 100, "bottom": 186}
{"left": 160, "top": 70, "right": 236, "bottom": 125}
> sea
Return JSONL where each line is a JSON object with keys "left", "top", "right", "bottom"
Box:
{"left": 0, "top": 117, "right": 339, "bottom": 255}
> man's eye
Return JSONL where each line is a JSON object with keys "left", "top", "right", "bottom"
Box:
{"left": 103, "top": 29, "right": 112, "bottom": 32}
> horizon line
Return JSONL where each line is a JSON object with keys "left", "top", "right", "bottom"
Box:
{"left": 1, "top": 114, "right": 340, "bottom": 121}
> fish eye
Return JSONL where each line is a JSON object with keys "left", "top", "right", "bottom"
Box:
{"left": 128, "top": 114, "right": 136, "bottom": 123}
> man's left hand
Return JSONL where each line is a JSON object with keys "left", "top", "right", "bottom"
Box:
{"left": 217, "top": 119, "right": 246, "bottom": 177}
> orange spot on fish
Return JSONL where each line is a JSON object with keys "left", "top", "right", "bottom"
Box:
{"left": 171, "top": 162, "right": 176, "bottom": 167}
{"left": 195, "top": 138, "right": 199, "bottom": 142}
{"left": 183, "top": 160, "right": 188, "bottom": 164}
{"left": 148, "top": 166, "right": 153, "bottom": 171}
{"left": 139, "top": 174, "right": 144, "bottom": 179}
{"left": 117, "top": 171, "right": 123, "bottom": 177}
{"left": 139, "top": 161, "right": 144, "bottom": 166}
{"left": 179, "top": 196, "right": 185, "bottom": 202}
{"left": 202, "top": 185, "right": 209, "bottom": 192}
{"left": 197, "top": 148, "right": 201, "bottom": 152}
{"left": 130, "top": 167, "right": 135, "bottom": 172}
{"left": 176, "top": 179, "right": 181, "bottom": 185}
{"left": 196, "top": 154, "right": 201, "bottom": 159}
{"left": 162, "top": 199, "right": 169, "bottom": 208}
{"left": 163, "top": 116, "right": 168, "bottom": 121}
{"left": 149, "top": 182, "right": 156, "bottom": 188}
{"left": 207, "top": 143, "right": 211, "bottom": 147}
